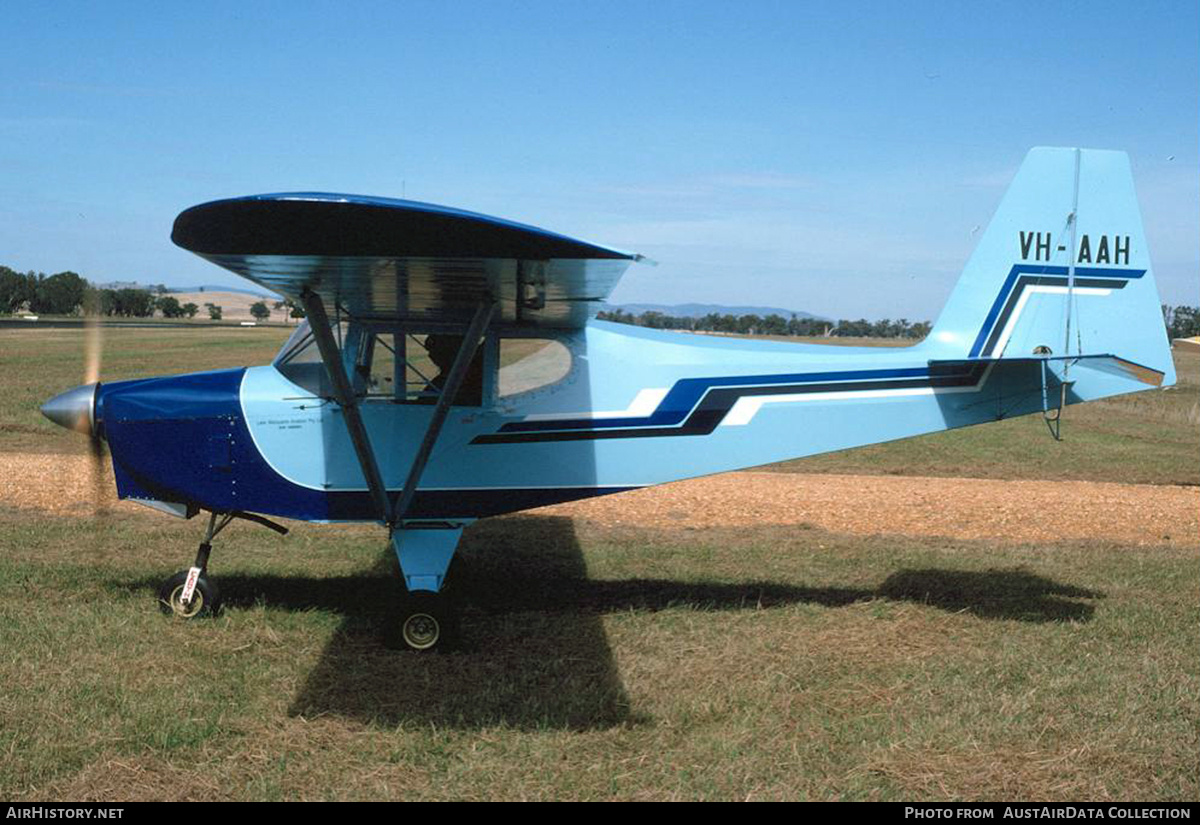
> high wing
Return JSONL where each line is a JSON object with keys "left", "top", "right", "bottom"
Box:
{"left": 171, "top": 193, "right": 644, "bottom": 328}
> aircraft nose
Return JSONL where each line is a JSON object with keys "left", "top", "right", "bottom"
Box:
{"left": 40, "top": 382, "right": 99, "bottom": 435}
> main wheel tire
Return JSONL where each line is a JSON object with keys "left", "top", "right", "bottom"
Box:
{"left": 384, "top": 592, "right": 458, "bottom": 652}
{"left": 158, "top": 570, "right": 222, "bottom": 618}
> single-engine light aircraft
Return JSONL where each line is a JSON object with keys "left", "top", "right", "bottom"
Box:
{"left": 41, "top": 148, "right": 1175, "bottom": 650}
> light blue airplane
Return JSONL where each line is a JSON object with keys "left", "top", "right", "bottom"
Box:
{"left": 41, "top": 147, "right": 1174, "bottom": 650}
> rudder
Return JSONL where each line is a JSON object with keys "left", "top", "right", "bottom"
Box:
{"left": 922, "top": 147, "right": 1175, "bottom": 389}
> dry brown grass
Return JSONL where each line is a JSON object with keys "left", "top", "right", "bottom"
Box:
{"left": 1, "top": 507, "right": 1194, "bottom": 801}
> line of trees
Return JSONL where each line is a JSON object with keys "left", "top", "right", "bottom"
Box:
{"left": 0, "top": 268, "right": 89, "bottom": 315}
{"left": 0, "top": 264, "right": 311, "bottom": 323}
{"left": 600, "top": 304, "right": 1200, "bottom": 342}
{"left": 1163, "top": 305, "right": 1200, "bottom": 340}
{"left": 0, "top": 266, "right": 201, "bottom": 319}
{"left": 597, "top": 309, "right": 932, "bottom": 339}
{"left": 5, "top": 261, "right": 1197, "bottom": 340}
{"left": 81, "top": 285, "right": 199, "bottom": 318}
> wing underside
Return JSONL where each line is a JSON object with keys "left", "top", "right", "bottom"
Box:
{"left": 172, "top": 193, "right": 642, "bottom": 328}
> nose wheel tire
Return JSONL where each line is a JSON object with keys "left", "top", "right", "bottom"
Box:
{"left": 385, "top": 592, "right": 458, "bottom": 652}
{"left": 158, "top": 570, "right": 222, "bottom": 619}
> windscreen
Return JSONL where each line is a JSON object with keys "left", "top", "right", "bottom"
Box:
{"left": 273, "top": 320, "right": 351, "bottom": 394}
{"left": 272, "top": 321, "right": 486, "bottom": 405}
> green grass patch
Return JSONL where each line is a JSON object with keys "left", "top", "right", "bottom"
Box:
{"left": 1, "top": 326, "right": 291, "bottom": 455}
{"left": 0, "top": 508, "right": 1194, "bottom": 800}
{"left": 767, "top": 349, "right": 1199, "bottom": 485}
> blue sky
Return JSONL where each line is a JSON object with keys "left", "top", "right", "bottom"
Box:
{"left": 2, "top": 1, "right": 1196, "bottom": 320}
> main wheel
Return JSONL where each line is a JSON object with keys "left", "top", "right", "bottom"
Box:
{"left": 384, "top": 592, "right": 458, "bottom": 652}
{"left": 158, "top": 570, "right": 222, "bottom": 618}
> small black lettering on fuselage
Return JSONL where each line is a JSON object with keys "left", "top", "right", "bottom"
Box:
{"left": 1018, "top": 232, "right": 1130, "bottom": 265}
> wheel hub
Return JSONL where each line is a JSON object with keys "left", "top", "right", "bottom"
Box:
{"left": 167, "top": 585, "right": 204, "bottom": 618}
{"left": 402, "top": 612, "right": 440, "bottom": 650}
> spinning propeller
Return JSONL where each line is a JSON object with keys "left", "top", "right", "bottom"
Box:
{"left": 40, "top": 314, "right": 107, "bottom": 515}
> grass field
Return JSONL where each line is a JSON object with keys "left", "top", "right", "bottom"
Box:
{"left": 772, "top": 349, "right": 1199, "bottom": 486}
{"left": 0, "top": 325, "right": 1196, "bottom": 800}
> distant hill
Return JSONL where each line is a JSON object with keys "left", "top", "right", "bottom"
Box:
{"left": 92, "top": 281, "right": 278, "bottom": 299}
{"left": 168, "top": 284, "right": 279, "bottom": 298}
{"left": 602, "top": 302, "right": 826, "bottom": 321}
{"left": 93, "top": 280, "right": 151, "bottom": 291}
{"left": 170, "top": 290, "right": 298, "bottom": 324}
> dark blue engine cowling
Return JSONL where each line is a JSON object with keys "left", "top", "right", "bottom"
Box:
{"left": 100, "top": 367, "right": 629, "bottom": 522}
{"left": 101, "top": 368, "right": 330, "bottom": 518}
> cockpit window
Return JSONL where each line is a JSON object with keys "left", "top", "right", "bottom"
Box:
{"left": 498, "top": 338, "right": 570, "bottom": 397}
{"left": 360, "top": 332, "right": 483, "bottom": 406}
{"left": 273, "top": 320, "right": 485, "bottom": 406}
{"left": 274, "top": 321, "right": 315, "bottom": 366}
{"left": 272, "top": 320, "right": 350, "bottom": 368}
{"left": 273, "top": 320, "right": 347, "bottom": 396}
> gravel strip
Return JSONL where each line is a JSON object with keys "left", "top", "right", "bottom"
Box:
{"left": 2, "top": 452, "right": 1195, "bottom": 547}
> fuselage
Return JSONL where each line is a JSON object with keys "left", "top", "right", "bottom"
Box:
{"left": 96, "top": 314, "right": 1158, "bottom": 524}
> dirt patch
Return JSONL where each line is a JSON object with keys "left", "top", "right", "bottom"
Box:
{"left": 1, "top": 452, "right": 1196, "bottom": 546}
{"left": 0, "top": 451, "right": 130, "bottom": 516}
{"left": 539, "top": 472, "right": 1198, "bottom": 546}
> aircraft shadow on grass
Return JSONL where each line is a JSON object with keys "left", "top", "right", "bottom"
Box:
{"left": 117, "top": 515, "right": 1103, "bottom": 731}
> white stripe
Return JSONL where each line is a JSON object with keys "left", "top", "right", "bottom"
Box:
{"left": 989, "top": 286, "right": 1111, "bottom": 356}
{"left": 725, "top": 387, "right": 947, "bottom": 427}
{"left": 518, "top": 387, "right": 668, "bottom": 421}
{"left": 720, "top": 362, "right": 997, "bottom": 427}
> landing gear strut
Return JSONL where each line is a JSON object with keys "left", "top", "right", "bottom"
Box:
{"left": 159, "top": 512, "right": 229, "bottom": 619}
{"left": 299, "top": 291, "right": 495, "bottom": 652}
{"left": 384, "top": 525, "right": 466, "bottom": 652}
{"left": 157, "top": 510, "right": 288, "bottom": 619}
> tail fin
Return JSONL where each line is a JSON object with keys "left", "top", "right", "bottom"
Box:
{"left": 924, "top": 147, "right": 1175, "bottom": 389}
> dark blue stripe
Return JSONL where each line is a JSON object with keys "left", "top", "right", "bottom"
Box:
{"left": 968, "top": 265, "right": 1145, "bottom": 358}
{"left": 489, "top": 265, "right": 1146, "bottom": 442}
{"left": 500, "top": 366, "right": 933, "bottom": 434}
{"left": 476, "top": 362, "right": 987, "bottom": 445}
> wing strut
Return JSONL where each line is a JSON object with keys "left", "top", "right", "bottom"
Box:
{"left": 301, "top": 288, "right": 497, "bottom": 529}
{"left": 391, "top": 299, "right": 496, "bottom": 525}
{"left": 300, "top": 288, "right": 392, "bottom": 524}
{"left": 386, "top": 300, "right": 495, "bottom": 597}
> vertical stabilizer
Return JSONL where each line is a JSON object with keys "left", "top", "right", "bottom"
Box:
{"left": 923, "top": 148, "right": 1174, "bottom": 387}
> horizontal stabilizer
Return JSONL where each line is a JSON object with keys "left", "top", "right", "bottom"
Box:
{"left": 930, "top": 354, "right": 1163, "bottom": 387}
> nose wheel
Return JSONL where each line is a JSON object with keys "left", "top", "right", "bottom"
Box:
{"left": 155, "top": 510, "right": 287, "bottom": 620}
{"left": 158, "top": 569, "right": 221, "bottom": 618}
{"left": 158, "top": 522, "right": 223, "bottom": 619}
